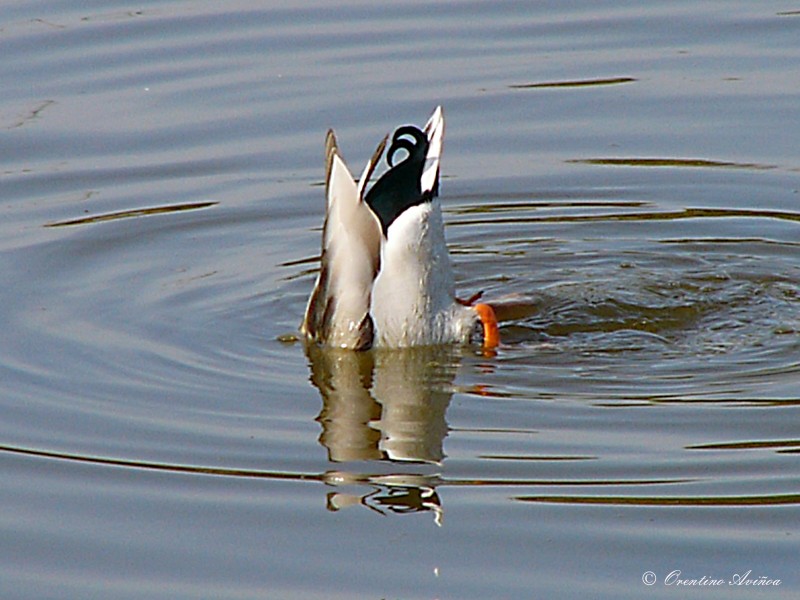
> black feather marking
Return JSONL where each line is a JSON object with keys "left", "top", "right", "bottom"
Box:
{"left": 387, "top": 137, "right": 417, "bottom": 167}
{"left": 320, "top": 287, "right": 337, "bottom": 342}
{"left": 302, "top": 258, "right": 328, "bottom": 340}
{"left": 354, "top": 313, "right": 375, "bottom": 351}
{"left": 364, "top": 125, "right": 431, "bottom": 235}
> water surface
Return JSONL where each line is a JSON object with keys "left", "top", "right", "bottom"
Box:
{"left": 1, "top": 1, "right": 798, "bottom": 598}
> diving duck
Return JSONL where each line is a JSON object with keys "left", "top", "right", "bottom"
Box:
{"left": 301, "top": 106, "right": 499, "bottom": 350}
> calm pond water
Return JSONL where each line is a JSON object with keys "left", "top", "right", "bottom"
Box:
{"left": 1, "top": 1, "right": 799, "bottom": 598}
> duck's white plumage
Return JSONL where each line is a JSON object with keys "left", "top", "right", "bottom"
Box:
{"left": 302, "top": 106, "right": 498, "bottom": 350}
{"left": 420, "top": 106, "right": 444, "bottom": 194}
{"left": 370, "top": 195, "right": 471, "bottom": 347}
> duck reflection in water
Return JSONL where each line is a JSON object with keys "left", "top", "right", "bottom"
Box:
{"left": 305, "top": 344, "right": 466, "bottom": 523}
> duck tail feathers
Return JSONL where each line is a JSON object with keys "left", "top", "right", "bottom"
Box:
{"left": 302, "top": 131, "right": 382, "bottom": 350}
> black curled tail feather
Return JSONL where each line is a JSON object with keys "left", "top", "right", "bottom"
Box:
{"left": 387, "top": 126, "right": 428, "bottom": 167}
{"left": 364, "top": 125, "right": 430, "bottom": 235}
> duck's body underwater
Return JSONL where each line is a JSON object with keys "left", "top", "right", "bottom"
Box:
{"left": 301, "top": 106, "right": 498, "bottom": 350}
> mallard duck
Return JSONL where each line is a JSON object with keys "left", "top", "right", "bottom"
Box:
{"left": 301, "top": 106, "right": 499, "bottom": 350}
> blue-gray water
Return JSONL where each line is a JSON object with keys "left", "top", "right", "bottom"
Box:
{"left": 1, "top": 1, "right": 798, "bottom": 598}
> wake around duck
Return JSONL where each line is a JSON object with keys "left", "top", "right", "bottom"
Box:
{"left": 301, "top": 106, "right": 499, "bottom": 350}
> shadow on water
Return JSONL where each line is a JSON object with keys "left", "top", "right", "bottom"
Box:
{"left": 448, "top": 205, "right": 800, "bottom": 226}
{"left": 44, "top": 201, "right": 218, "bottom": 227}
{"left": 508, "top": 76, "right": 637, "bottom": 89}
{"left": 567, "top": 157, "right": 780, "bottom": 170}
{"left": 516, "top": 493, "right": 800, "bottom": 506}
